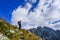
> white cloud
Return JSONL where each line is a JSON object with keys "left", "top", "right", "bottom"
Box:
{"left": 11, "top": 0, "right": 60, "bottom": 30}
{"left": 25, "top": 0, "right": 37, "bottom": 4}
{"left": 11, "top": 2, "right": 32, "bottom": 28}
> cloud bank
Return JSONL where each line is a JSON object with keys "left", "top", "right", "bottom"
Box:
{"left": 11, "top": 0, "right": 60, "bottom": 30}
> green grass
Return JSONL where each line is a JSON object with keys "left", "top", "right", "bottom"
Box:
{"left": 0, "top": 18, "right": 42, "bottom": 40}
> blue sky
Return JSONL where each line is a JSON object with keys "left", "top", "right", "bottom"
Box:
{"left": 0, "top": 0, "right": 60, "bottom": 30}
{"left": 0, "top": 0, "right": 26, "bottom": 23}
{"left": 0, "top": 0, "right": 40, "bottom": 23}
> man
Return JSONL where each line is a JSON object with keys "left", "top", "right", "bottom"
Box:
{"left": 18, "top": 20, "right": 21, "bottom": 29}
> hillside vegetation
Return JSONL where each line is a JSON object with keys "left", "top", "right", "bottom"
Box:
{"left": 0, "top": 18, "right": 42, "bottom": 40}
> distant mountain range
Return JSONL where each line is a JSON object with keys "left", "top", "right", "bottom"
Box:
{"left": 0, "top": 18, "right": 42, "bottom": 40}
{"left": 29, "top": 26, "right": 60, "bottom": 40}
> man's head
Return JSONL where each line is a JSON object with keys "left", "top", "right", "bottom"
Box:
{"left": 18, "top": 20, "right": 21, "bottom": 22}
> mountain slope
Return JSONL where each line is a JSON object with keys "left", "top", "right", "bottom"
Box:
{"left": 29, "top": 26, "right": 60, "bottom": 40}
{"left": 0, "top": 18, "right": 42, "bottom": 40}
